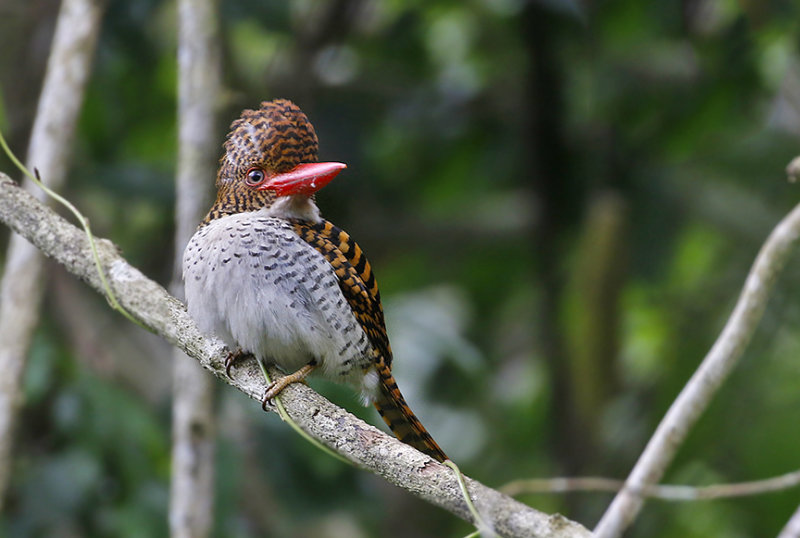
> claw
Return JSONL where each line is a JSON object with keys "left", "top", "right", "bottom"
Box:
{"left": 261, "top": 384, "right": 278, "bottom": 411}
{"left": 259, "top": 362, "right": 317, "bottom": 411}
{"left": 224, "top": 349, "right": 247, "bottom": 378}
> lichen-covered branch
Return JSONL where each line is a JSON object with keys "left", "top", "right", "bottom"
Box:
{"left": 0, "top": 174, "right": 591, "bottom": 538}
{"left": 595, "top": 193, "right": 800, "bottom": 538}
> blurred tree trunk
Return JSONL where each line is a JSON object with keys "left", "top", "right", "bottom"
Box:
{"left": 521, "top": 2, "right": 587, "bottom": 478}
{"left": 169, "top": 0, "right": 221, "bottom": 536}
{"left": 522, "top": 1, "right": 626, "bottom": 490}
{"left": 0, "top": 0, "right": 103, "bottom": 511}
{"left": 0, "top": 0, "right": 59, "bottom": 160}
{"left": 270, "top": 0, "right": 361, "bottom": 103}
{"left": 564, "top": 192, "right": 626, "bottom": 446}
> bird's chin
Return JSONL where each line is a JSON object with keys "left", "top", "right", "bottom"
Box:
{"left": 263, "top": 195, "right": 322, "bottom": 222}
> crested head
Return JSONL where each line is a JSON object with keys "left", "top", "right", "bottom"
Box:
{"left": 218, "top": 99, "right": 319, "bottom": 187}
{"left": 203, "top": 99, "right": 335, "bottom": 224}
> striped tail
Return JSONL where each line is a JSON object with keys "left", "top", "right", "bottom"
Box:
{"left": 373, "top": 360, "right": 448, "bottom": 463}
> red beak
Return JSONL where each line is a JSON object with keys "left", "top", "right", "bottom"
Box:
{"left": 258, "top": 162, "right": 346, "bottom": 197}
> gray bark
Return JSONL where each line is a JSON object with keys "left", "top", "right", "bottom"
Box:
{"left": 168, "top": 0, "right": 221, "bottom": 536}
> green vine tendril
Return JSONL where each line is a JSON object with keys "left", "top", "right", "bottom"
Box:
{"left": 0, "top": 130, "right": 146, "bottom": 331}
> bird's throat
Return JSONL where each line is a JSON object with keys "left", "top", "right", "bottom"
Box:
{"left": 265, "top": 195, "right": 322, "bottom": 222}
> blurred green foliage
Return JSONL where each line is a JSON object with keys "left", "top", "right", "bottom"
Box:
{"left": 1, "top": 0, "right": 800, "bottom": 536}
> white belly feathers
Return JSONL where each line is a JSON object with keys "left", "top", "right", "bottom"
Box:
{"left": 182, "top": 209, "right": 374, "bottom": 391}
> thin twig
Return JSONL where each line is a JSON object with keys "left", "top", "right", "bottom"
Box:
{"left": 502, "top": 469, "right": 800, "bottom": 501}
{"left": 595, "top": 183, "right": 800, "bottom": 537}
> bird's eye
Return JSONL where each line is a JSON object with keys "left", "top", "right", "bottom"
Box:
{"left": 245, "top": 167, "right": 266, "bottom": 186}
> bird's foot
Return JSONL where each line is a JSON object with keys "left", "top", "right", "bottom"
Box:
{"left": 224, "top": 348, "right": 250, "bottom": 378}
{"left": 261, "top": 362, "right": 317, "bottom": 411}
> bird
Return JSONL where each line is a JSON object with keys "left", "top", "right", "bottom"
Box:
{"left": 183, "top": 99, "right": 448, "bottom": 463}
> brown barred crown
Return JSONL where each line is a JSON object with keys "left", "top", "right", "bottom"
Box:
{"left": 203, "top": 99, "right": 320, "bottom": 224}
{"left": 218, "top": 99, "right": 319, "bottom": 186}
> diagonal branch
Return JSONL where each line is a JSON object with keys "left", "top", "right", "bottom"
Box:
{"left": 0, "top": 173, "right": 591, "bottom": 538}
{"left": 779, "top": 503, "right": 800, "bottom": 538}
{"left": 595, "top": 193, "right": 800, "bottom": 537}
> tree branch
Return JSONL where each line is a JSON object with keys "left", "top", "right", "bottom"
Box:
{"left": 595, "top": 192, "right": 800, "bottom": 537}
{"left": 502, "top": 469, "right": 800, "bottom": 501}
{"left": 0, "top": 173, "right": 591, "bottom": 538}
{"left": 778, "top": 503, "right": 800, "bottom": 538}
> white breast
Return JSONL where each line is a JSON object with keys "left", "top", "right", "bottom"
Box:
{"left": 182, "top": 209, "right": 376, "bottom": 394}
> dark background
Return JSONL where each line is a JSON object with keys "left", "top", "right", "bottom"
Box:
{"left": 1, "top": 0, "right": 799, "bottom": 536}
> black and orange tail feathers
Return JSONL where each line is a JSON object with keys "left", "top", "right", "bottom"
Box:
{"left": 293, "top": 219, "right": 447, "bottom": 462}
{"left": 373, "top": 359, "right": 448, "bottom": 463}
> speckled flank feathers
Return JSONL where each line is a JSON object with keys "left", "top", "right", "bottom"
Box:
{"left": 184, "top": 99, "right": 448, "bottom": 462}
{"left": 292, "top": 219, "right": 448, "bottom": 462}
{"left": 291, "top": 220, "right": 391, "bottom": 363}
